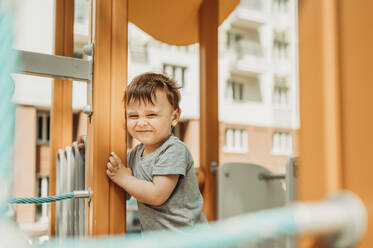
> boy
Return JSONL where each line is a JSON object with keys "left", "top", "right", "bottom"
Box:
{"left": 106, "top": 72, "right": 206, "bottom": 232}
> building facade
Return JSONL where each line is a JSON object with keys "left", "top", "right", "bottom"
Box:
{"left": 127, "top": 0, "right": 299, "bottom": 173}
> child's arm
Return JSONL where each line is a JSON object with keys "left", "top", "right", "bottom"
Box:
{"left": 107, "top": 152, "right": 179, "bottom": 206}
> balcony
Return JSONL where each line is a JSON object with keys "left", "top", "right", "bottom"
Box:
{"left": 231, "top": 0, "right": 267, "bottom": 29}
{"left": 230, "top": 41, "right": 266, "bottom": 74}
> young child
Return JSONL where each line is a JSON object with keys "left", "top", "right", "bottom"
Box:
{"left": 106, "top": 72, "right": 207, "bottom": 232}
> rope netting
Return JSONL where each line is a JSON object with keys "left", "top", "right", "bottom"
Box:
{"left": 8, "top": 193, "right": 75, "bottom": 204}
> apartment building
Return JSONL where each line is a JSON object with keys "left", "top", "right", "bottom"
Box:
{"left": 128, "top": 0, "right": 299, "bottom": 173}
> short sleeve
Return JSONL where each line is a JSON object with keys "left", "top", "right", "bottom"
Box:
{"left": 126, "top": 150, "right": 133, "bottom": 200}
{"left": 152, "top": 143, "right": 188, "bottom": 176}
{"left": 126, "top": 150, "right": 132, "bottom": 168}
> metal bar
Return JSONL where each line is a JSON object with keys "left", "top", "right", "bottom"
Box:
{"left": 14, "top": 49, "right": 92, "bottom": 82}
{"left": 285, "top": 157, "right": 297, "bottom": 203}
{"left": 65, "top": 146, "right": 74, "bottom": 236}
{"left": 7, "top": 190, "right": 92, "bottom": 204}
{"left": 210, "top": 161, "right": 218, "bottom": 173}
{"left": 258, "top": 173, "right": 285, "bottom": 180}
{"left": 285, "top": 157, "right": 298, "bottom": 248}
{"left": 83, "top": 44, "right": 94, "bottom": 116}
{"left": 73, "top": 190, "right": 91, "bottom": 199}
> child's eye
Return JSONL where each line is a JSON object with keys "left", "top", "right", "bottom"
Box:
{"left": 147, "top": 114, "right": 157, "bottom": 118}
{"left": 128, "top": 115, "right": 138, "bottom": 119}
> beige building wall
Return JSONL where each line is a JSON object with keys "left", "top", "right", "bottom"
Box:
{"left": 13, "top": 106, "right": 37, "bottom": 224}
{"left": 37, "top": 145, "right": 50, "bottom": 177}
{"left": 181, "top": 120, "right": 200, "bottom": 168}
{"left": 181, "top": 120, "right": 298, "bottom": 173}
{"left": 219, "top": 123, "right": 298, "bottom": 173}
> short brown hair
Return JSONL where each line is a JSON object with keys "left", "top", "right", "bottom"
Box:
{"left": 124, "top": 72, "right": 181, "bottom": 110}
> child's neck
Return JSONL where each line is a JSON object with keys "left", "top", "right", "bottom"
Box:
{"left": 142, "top": 135, "right": 171, "bottom": 156}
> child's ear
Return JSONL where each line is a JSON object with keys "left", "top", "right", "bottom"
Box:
{"left": 171, "top": 109, "right": 181, "bottom": 127}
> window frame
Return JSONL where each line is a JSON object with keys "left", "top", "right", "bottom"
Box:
{"left": 162, "top": 63, "right": 187, "bottom": 88}
{"left": 223, "top": 127, "right": 249, "bottom": 154}
{"left": 36, "top": 111, "right": 50, "bottom": 145}
{"left": 272, "top": 131, "right": 293, "bottom": 155}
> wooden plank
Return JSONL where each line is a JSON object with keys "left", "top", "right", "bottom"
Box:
{"left": 338, "top": 1, "right": 373, "bottom": 246}
{"left": 109, "top": 0, "right": 127, "bottom": 234}
{"left": 198, "top": 0, "right": 219, "bottom": 221}
{"left": 49, "top": 0, "right": 74, "bottom": 236}
{"left": 298, "top": 0, "right": 342, "bottom": 201}
{"left": 88, "top": 0, "right": 112, "bottom": 235}
{"left": 298, "top": 0, "right": 373, "bottom": 246}
{"left": 298, "top": 0, "right": 342, "bottom": 246}
{"left": 87, "top": 0, "right": 127, "bottom": 235}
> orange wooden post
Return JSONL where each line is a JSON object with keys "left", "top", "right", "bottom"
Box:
{"left": 198, "top": 0, "right": 219, "bottom": 221}
{"left": 298, "top": 0, "right": 342, "bottom": 201}
{"left": 49, "top": 0, "right": 74, "bottom": 236}
{"left": 87, "top": 0, "right": 128, "bottom": 235}
{"left": 109, "top": 0, "right": 128, "bottom": 234}
{"left": 299, "top": 0, "right": 373, "bottom": 246}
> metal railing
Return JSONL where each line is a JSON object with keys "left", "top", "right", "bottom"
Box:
{"left": 56, "top": 140, "right": 87, "bottom": 237}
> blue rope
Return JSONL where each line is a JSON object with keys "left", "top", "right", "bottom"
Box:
{"left": 8, "top": 192, "right": 75, "bottom": 204}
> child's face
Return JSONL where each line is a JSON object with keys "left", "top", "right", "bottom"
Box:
{"left": 127, "top": 90, "right": 180, "bottom": 149}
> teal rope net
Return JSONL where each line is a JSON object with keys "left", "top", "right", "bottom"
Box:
{"left": 8, "top": 192, "right": 74, "bottom": 204}
{"left": 0, "top": 0, "right": 17, "bottom": 218}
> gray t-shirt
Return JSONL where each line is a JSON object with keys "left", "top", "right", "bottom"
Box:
{"left": 127, "top": 135, "right": 207, "bottom": 232}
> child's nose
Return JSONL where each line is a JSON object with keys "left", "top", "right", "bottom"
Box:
{"left": 137, "top": 117, "right": 148, "bottom": 126}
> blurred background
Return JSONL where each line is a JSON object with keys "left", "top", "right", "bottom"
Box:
{"left": 10, "top": 0, "right": 299, "bottom": 242}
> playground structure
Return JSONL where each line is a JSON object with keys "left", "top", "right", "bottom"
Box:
{"left": 1, "top": 0, "right": 373, "bottom": 247}
{"left": 44, "top": 0, "right": 240, "bottom": 236}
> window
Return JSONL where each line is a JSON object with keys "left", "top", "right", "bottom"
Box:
{"left": 37, "top": 111, "right": 50, "bottom": 145}
{"left": 226, "top": 30, "right": 262, "bottom": 59}
{"left": 273, "top": 31, "right": 289, "bottom": 59}
{"left": 227, "top": 80, "right": 245, "bottom": 101}
{"left": 226, "top": 30, "right": 244, "bottom": 50}
{"left": 272, "top": 132, "right": 292, "bottom": 155}
{"left": 36, "top": 176, "right": 49, "bottom": 221}
{"left": 163, "top": 64, "right": 187, "bottom": 88}
{"left": 272, "top": 0, "right": 289, "bottom": 13}
{"left": 226, "top": 76, "right": 262, "bottom": 103}
{"left": 273, "top": 76, "right": 289, "bottom": 106}
{"left": 224, "top": 128, "right": 248, "bottom": 153}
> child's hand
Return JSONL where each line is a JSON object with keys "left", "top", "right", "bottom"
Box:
{"left": 106, "top": 152, "right": 132, "bottom": 186}
{"left": 77, "top": 135, "right": 86, "bottom": 151}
